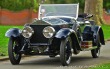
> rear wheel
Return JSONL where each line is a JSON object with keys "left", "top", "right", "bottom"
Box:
{"left": 91, "top": 34, "right": 101, "bottom": 58}
{"left": 91, "top": 47, "right": 100, "bottom": 58}
{"left": 60, "top": 37, "right": 72, "bottom": 66}
{"left": 8, "top": 37, "right": 21, "bottom": 65}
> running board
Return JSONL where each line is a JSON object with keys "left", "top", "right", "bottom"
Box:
{"left": 82, "top": 46, "right": 97, "bottom": 51}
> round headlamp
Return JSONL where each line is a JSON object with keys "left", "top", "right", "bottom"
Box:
{"left": 22, "top": 26, "right": 34, "bottom": 38}
{"left": 43, "top": 26, "right": 55, "bottom": 38}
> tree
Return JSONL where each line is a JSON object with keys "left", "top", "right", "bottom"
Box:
{"left": 84, "top": 0, "right": 105, "bottom": 25}
{"left": 103, "top": 0, "right": 110, "bottom": 11}
{"left": 33, "top": 0, "right": 39, "bottom": 12}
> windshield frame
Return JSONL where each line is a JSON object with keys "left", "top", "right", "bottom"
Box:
{"left": 38, "top": 4, "right": 79, "bottom": 20}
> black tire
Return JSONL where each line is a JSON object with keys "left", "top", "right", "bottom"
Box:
{"left": 91, "top": 34, "right": 101, "bottom": 58}
{"left": 8, "top": 37, "right": 21, "bottom": 65}
{"left": 49, "top": 55, "right": 56, "bottom": 58}
{"left": 91, "top": 47, "right": 100, "bottom": 58}
{"left": 60, "top": 37, "right": 72, "bottom": 66}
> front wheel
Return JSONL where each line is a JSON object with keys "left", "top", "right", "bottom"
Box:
{"left": 60, "top": 37, "right": 72, "bottom": 66}
{"left": 8, "top": 37, "right": 21, "bottom": 65}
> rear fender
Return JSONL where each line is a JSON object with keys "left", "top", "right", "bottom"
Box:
{"left": 92, "top": 26, "right": 105, "bottom": 45}
{"left": 83, "top": 25, "right": 105, "bottom": 45}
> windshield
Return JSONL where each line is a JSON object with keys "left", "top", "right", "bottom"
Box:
{"left": 39, "top": 4, "right": 79, "bottom": 19}
{"left": 42, "top": 17, "right": 68, "bottom": 25}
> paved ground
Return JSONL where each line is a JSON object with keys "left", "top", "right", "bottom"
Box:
{"left": 0, "top": 41, "right": 110, "bottom": 69}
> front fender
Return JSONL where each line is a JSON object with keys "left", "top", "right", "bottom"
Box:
{"left": 55, "top": 28, "right": 74, "bottom": 39}
{"left": 55, "top": 28, "right": 82, "bottom": 50}
{"left": 5, "top": 28, "right": 21, "bottom": 38}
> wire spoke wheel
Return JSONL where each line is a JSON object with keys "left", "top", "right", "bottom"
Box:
{"left": 60, "top": 37, "right": 72, "bottom": 66}
{"left": 91, "top": 34, "right": 101, "bottom": 58}
{"left": 8, "top": 37, "right": 21, "bottom": 65}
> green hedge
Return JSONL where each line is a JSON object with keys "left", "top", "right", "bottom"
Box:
{"left": 0, "top": 0, "right": 39, "bottom": 11}
{"left": 0, "top": 0, "right": 85, "bottom": 12}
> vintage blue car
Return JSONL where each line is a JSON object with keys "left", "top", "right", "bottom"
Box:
{"left": 5, "top": 4, "right": 105, "bottom": 66}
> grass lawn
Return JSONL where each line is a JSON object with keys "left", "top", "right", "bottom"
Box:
{"left": 89, "top": 63, "right": 110, "bottom": 69}
{"left": 101, "top": 24, "right": 110, "bottom": 40}
{"left": 0, "top": 24, "right": 110, "bottom": 57}
{"left": 87, "top": 24, "right": 110, "bottom": 69}
{"left": 0, "top": 26, "right": 23, "bottom": 57}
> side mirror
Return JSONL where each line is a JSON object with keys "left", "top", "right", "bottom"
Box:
{"left": 41, "top": 9, "right": 45, "bottom": 13}
{"left": 40, "top": 9, "right": 46, "bottom": 18}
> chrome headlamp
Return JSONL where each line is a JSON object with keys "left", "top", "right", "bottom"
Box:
{"left": 43, "top": 26, "right": 55, "bottom": 38}
{"left": 21, "top": 26, "right": 34, "bottom": 38}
